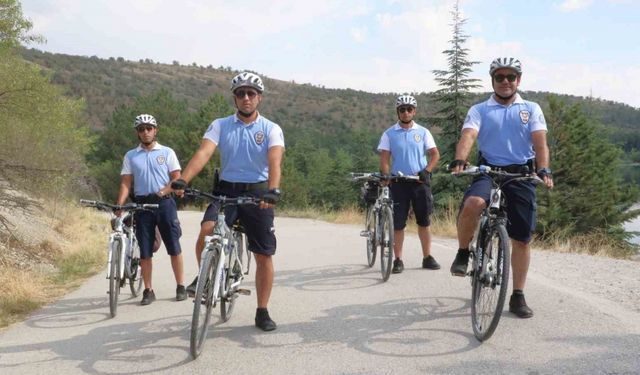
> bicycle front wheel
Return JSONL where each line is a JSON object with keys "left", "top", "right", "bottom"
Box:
{"left": 221, "top": 236, "right": 241, "bottom": 322}
{"left": 129, "top": 238, "right": 143, "bottom": 296}
{"left": 190, "top": 248, "right": 218, "bottom": 359}
{"left": 365, "top": 205, "right": 376, "bottom": 267}
{"left": 379, "top": 205, "right": 394, "bottom": 282}
{"left": 109, "top": 239, "right": 122, "bottom": 318}
{"left": 471, "top": 224, "right": 510, "bottom": 342}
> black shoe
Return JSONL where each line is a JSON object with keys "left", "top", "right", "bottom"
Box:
{"left": 141, "top": 288, "right": 156, "bottom": 305}
{"left": 186, "top": 276, "right": 198, "bottom": 297}
{"left": 391, "top": 258, "right": 404, "bottom": 274}
{"left": 450, "top": 249, "right": 470, "bottom": 276}
{"left": 509, "top": 292, "right": 534, "bottom": 318}
{"left": 422, "top": 255, "right": 441, "bottom": 270}
{"left": 176, "top": 285, "right": 187, "bottom": 301}
{"left": 255, "top": 308, "right": 277, "bottom": 331}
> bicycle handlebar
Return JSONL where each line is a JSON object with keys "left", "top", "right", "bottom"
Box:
{"left": 350, "top": 172, "right": 420, "bottom": 182}
{"left": 183, "top": 188, "right": 259, "bottom": 206}
{"left": 79, "top": 199, "right": 159, "bottom": 212}
{"left": 453, "top": 165, "right": 543, "bottom": 184}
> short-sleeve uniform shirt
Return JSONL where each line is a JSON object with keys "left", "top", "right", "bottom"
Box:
{"left": 462, "top": 94, "right": 547, "bottom": 166}
{"left": 203, "top": 114, "right": 285, "bottom": 183}
{"left": 377, "top": 122, "right": 437, "bottom": 175}
{"left": 121, "top": 143, "right": 181, "bottom": 196}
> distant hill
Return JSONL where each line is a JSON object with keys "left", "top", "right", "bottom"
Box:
{"left": 20, "top": 48, "right": 640, "bottom": 151}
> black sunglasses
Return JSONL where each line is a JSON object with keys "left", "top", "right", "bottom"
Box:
{"left": 234, "top": 89, "right": 258, "bottom": 99}
{"left": 136, "top": 125, "right": 155, "bottom": 133}
{"left": 398, "top": 106, "right": 415, "bottom": 113}
{"left": 494, "top": 74, "right": 518, "bottom": 83}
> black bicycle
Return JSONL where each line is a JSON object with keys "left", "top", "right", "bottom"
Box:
{"left": 454, "top": 165, "right": 542, "bottom": 341}
{"left": 79, "top": 200, "right": 158, "bottom": 317}
{"left": 351, "top": 172, "right": 420, "bottom": 281}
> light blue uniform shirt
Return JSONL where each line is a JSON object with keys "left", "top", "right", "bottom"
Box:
{"left": 203, "top": 113, "right": 285, "bottom": 183}
{"left": 377, "top": 122, "right": 437, "bottom": 175}
{"left": 121, "top": 143, "right": 181, "bottom": 196}
{"left": 463, "top": 94, "right": 547, "bottom": 166}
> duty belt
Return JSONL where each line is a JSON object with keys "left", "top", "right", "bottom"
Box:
{"left": 218, "top": 180, "right": 268, "bottom": 191}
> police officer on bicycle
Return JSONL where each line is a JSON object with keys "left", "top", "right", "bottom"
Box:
{"left": 172, "top": 72, "right": 285, "bottom": 331}
{"left": 378, "top": 94, "right": 441, "bottom": 274}
{"left": 116, "top": 114, "right": 187, "bottom": 305}
{"left": 449, "top": 58, "right": 554, "bottom": 318}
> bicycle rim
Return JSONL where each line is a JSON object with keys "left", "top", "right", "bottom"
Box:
{"left": 379, "top": 206, "right": 394, "bottom": 282}
{"left": 471, "top": 224, "right": 510, "bottom": 341}
{"left": 109, "top": 239, "right": 121, "bottom": 318}
{"left": 220, "top": 236, "right": 240, "bottom": 322}
{"left": 129, "top": 239, "right": 143, "bottom": 296}
{"left": 190, "top": 249, "right": 217, "bottom": 359}
{"left": 365, "top": 205, "right": 376, "bottom": 267}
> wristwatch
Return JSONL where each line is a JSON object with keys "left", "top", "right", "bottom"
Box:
{"left": 537, "top": 168, "right": 552, "bottom": 176}
{"left": 269, "top": 188, "right": 282, "bottom": 196}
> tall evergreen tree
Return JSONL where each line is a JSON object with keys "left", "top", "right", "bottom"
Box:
{"left": 538, "top": 96, "right": 640, "bottom": 243}
{"left": 431, "top": 0, "right": 481, "bottom": 164}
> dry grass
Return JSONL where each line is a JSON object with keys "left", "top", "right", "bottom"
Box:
{"left": 0, "top": 200, "right": 107, "bottom": 328}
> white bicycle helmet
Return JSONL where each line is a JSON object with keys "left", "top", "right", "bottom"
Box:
{"left": 230, "top": 72, "right": 265, "bottom": 92}
{"left": 489, "top": 57, "right": 522, "bottom": 76}
{"left": 396, "top": 94, "right": 417, "bottom": 108}
{"left": 133, "top": 114, "right": 157, "bottom": 128}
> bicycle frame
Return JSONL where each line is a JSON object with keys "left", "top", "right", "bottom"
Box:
{"left": 106, "top": 213, "right": 136, "bottom": 281}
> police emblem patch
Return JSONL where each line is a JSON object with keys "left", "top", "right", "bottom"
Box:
{"left": 519, "top": 110, "right": 530, "bottom": 125}
{"left": 157, "top": 156, "right": 166, "bottom": 165}
{"left": 255, "top": 131, "right": 265, "bottom": 145}
{"left": 413, "top": 133, "right": 422, "bottom": 143}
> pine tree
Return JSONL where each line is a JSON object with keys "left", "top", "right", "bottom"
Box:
{"left": 431, "top": 0, "right": 481, "bottom": 164}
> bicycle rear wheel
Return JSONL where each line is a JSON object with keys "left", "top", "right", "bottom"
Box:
{"left": 109, "top": 239, "right": 122, "bottom": 318}
{"left": 379, "top": 205, "right": 394, "bottom": 282}
{"left": 365, "top": 205, "right": 376, "bottom": 267}
{"left": 129, "top": 238, "right": 143, "bottom": 296}
{"left": 221, "top": 236, "right": 241, "bottom": 322}
{"left": 471, "top": 224, "right": 510, "bottom": 341}
{"left": 190, "top": 248, "right": 218, "bottom": 359}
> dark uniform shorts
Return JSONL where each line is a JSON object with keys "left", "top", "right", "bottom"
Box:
{"left": 135, "top": 197, "right": 182, "bottom": 259}
{"left": 463, "top": 174, "right": 537, "bottom": 243}
{"left": 202, "top": 187, "right": 276, "bottom": 256}
{"left": 390, "top": 182, "right": 433, "bottom": 230}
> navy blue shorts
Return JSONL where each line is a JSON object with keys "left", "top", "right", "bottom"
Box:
{"left": 390, "top": 182, "right": 433, "bottom": 230}
{"left": 463, "top": 175, "right": 537, "bottom": 243}
{"left": 135, "top": 198, "right": 182, "bottom": 259}
{"left": 202, "top": 188, "right": 276, "bottom": 256}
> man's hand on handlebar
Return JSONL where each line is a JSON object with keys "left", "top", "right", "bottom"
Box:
{"left": 171, "top": 178, "right": 188, "bottom": 197}
{"left": 260, "top": 188, "right": 281, "bottom": 209}
{"left": 448, "top": 159, "right": 468, "bottom": 174}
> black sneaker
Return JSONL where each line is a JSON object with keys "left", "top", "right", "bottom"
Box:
{"left": 176, "top": 285, "right": 187, "bottom": 301}
{"left": 450, "top": 249, "right": 470, "bottom": 276}
{"left": 141, "top": 288, "right": 156, "bottom": 305}
{"left": 391, "top": 258, "right": 404, "bottom": 274}
{"left": 186, "top": 276, "right": 198, "bottom": 297}
{"left": 422, "top": 255, "right": 441, "bottom": 270}
{"left": 255, "top": 308, "right": 277, "bottom": 331}
{"left": 509, "top": 292, "right": 534, "bottom": 318}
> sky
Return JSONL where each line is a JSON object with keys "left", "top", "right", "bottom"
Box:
{"left": 20, "top": 0, "right": 640, "bottom": 108}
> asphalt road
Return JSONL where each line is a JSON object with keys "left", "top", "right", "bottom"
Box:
{"left": 1, "top": 211, "right": 639, "bottom": 375}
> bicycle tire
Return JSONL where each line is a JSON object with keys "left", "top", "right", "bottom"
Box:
{"left": 379, "top": 205, "right": 394, "bottom": 282}
{"left": 471, "top": 223, "right": 510, "bottom": 341}
{"left": 128, "top": 237, "right": 143, "bottom": 296}
{"left": 220, "top": 235, "right": 241, "bottom": 322}
{"left": 365, "top": 205, "right": 376, "bottom": 267}
{"left": 190, "top": 248, "right": 218, "bottom": 359}
{"left": 109, "top": 238, "right": 121, "bottom": 318}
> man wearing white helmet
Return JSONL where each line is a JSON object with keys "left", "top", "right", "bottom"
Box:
{"left": 449, "top": 58, "right": 554, "bottom": 318}
{"left": 116, "top": 114, "right": 187, "bottom": 305}
{"left": 377, "top": 94, "right": 441, "bottom": 274}
{"left": 173, "top": 72, "right": 284, "bottom": 331}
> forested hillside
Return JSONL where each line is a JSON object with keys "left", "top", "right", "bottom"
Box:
{"left": 20, "top": 48, "right": 640, "bottom": 156}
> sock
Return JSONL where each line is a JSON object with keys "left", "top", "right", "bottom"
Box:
{"left": 513, "top": 289, "right": 524, "bottom": 296}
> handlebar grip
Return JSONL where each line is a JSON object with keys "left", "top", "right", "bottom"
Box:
{"left": 142, "top": 204, "right": 159, "bottom": 209}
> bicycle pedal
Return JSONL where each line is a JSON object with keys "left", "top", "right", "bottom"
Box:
{"left": 359, "top": 230, "right": 370, "bottom": 237}
{"left": 236, "top": 288, "right": 251, "bottom": 295}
